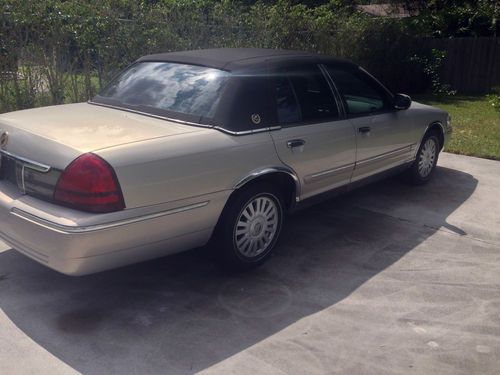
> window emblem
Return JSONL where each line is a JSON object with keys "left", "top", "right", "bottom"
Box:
{"left": 0, "top": 132, "right": 8, "bottom": 148}
{"left": 251, "top": 114, "right": 261, "bottom": 125}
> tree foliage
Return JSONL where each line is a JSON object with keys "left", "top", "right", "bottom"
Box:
{"left": 0, "top": 0, "right": 497, "bottom": 113}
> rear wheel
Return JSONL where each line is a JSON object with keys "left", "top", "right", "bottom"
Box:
{"left": 214, "top": 184, "right": 284, "bottom": 270}
{"left": 406, "top": 131, "right": 440, "bottom": 185}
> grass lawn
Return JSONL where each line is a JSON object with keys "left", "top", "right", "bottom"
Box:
{"left": 415, "top": 94, "right": 500, "bottom": 160}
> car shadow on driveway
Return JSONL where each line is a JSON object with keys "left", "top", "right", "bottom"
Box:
{"left": 0, "top": 166, "right": 478, "bottom": 374}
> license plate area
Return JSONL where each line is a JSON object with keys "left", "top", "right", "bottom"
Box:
{"left": 0, "top": 152, "right": 21, "bottom": 186}
{"left": 1, "top": 151, "right": 60, "bottom": 200}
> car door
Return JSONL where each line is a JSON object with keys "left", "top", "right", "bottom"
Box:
{"left": 325, "top": 65, "right": 417, "bottom": 182}
{"left": 269, "top": 62, "right": 356, "bottom": 200}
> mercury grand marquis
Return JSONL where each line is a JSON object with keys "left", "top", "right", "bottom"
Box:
{"left": 0, "top": 48, "right": 452, "bottom": 275}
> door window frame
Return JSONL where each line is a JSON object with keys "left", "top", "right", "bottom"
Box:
{"left": 267, "top": 61, "right": 346, "bottom": 128}
{"left": 322, "top": 64, "right": 396, "bottom": 119}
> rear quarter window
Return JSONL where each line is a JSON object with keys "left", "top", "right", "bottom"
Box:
{"left": 213, "top": 70, "right": 276, "bottom": 132}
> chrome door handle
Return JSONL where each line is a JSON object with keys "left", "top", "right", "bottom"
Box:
{"left": 358, "top": 126, "right": 371, "bottom": 133}
{"left": 287, "top": 139, "right": 306, "bottom": 148}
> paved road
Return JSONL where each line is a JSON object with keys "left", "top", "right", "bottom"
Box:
{"left": 0, "top": 152, "right": 499, "bottom": 375}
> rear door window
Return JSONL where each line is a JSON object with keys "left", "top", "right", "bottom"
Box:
{"left": 275, "top": 75, "right": 301, "bottom": 124}
{"left": 273, "top": 64, "right": 339, "bottom": 125}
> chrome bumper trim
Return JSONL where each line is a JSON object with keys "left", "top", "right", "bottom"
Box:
{"left": 10, "top": 201, "right": 209, "bottom": 234}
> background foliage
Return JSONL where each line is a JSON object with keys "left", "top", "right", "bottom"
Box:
{"left": 0, "top": 0, "right": 498, "bottom": 113}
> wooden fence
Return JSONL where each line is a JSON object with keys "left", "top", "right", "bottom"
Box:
{"left": 425, "top": 37, "right": 500, "bottom": 94}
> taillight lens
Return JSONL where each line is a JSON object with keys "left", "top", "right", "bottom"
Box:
{"left": 54, "top": 153, "right": 125, "bottom": 213}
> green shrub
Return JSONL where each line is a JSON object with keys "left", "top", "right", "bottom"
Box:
{"left": 0, "top": 0, "right": 496, "bottom": 113}
{"left": 410, "top": 49, "right": 457, "bottom": 97}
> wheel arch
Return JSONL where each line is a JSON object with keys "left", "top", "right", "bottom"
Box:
{"left": 233, "top": 167, "right": 300, "bottom": 211}
{"left": 424, "top": 121, "right": 445, "bottom": 150}
{"left": 210, "top": 167, "right": 299, "bottom": 246}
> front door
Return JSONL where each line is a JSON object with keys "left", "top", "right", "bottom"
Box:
{"left": 325, "top": 66, "right": 416, "bottom": 182}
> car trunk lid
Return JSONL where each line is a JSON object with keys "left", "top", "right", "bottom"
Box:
{"left": 0, "top": 102, "right": 207, "bottom": 203}
{"left": 0, "top": 102, "right": 205, "bottom": 164}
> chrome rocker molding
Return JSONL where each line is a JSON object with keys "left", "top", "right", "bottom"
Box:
{"left": 304, "top": 163, "right": 355, "bottom": 184}
{"left": 10, "top": 201, "right": 209, "bottom": 234}
{"left": 303, "top": 145, "right": 417, "bottom": 185}
{"left": 234, "top": 167, "right": 302, "bottom": 202}
{"left": 355, "top": 144, "right": 417, "bottom": 167}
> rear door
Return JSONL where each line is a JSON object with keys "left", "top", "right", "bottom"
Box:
{"left": 325, "top": 66, "right": 416, "bottom": 182}
{"left": 269, "top": 62, "right": 356, "bottom": 200}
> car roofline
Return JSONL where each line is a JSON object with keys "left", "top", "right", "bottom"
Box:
{"left": 137, "top": 48, "right": 357, "bottom": 71}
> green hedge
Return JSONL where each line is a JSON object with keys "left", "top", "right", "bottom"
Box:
{"left": 1, "top": 0, "right": 497, "bottom": 113}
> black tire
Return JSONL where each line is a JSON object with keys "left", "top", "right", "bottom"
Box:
{"left": 406, "top": 131, "right": 440, "bottom": 185}
{"left": 213, "top": 183, "right": 284, "bottom": 271}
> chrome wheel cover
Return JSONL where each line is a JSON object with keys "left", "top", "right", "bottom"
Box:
{"left": 418, "top": 138, "right": 437, "bottom": 178}
{"left": 234, "top": 195, "right": 279, "bottom": 258}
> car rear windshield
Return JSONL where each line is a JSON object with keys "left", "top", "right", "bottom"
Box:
{"left": 94, "top": 62, "right": 229, "bottom": 122}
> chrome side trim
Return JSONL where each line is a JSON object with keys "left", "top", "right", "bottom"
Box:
{"left": 89, "top": 101, "right": 282, "bottom": 136}
{"left": 0, "top": 149, "right": 51, "bottom": 173}
{"left": 213, "top": 126, "right": 282, "bottom": 136}
{"left": 304, "top": 163, "right": 355, "bottom": 184}
{"left": 318, "top": 64, "right": 345, "bottom": 118}
{"left": 21, "top": 164, "right": 26, "bottom": 194}
{"left": 355, "top": 144, "right": 416, "bottom": 168}
{"left": 234, "top": 167, "right": 301, "bottom": 202}
{"left": 10, "top": 201, "right": 209, "bottom": 234}
{"left": 88, "top": 101, "right": 215, "bottom": 130}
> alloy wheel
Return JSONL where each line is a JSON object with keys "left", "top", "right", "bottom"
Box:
{"left": 233, "top": 195, "right": 280, "bottom": 258}
{"left": 418, "top": 138, "right": 437, "bottom": 178}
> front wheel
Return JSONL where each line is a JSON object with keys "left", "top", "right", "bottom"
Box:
{"left": 406, "top": 132, "right": 440, "bottom": 185}
{"left": 214, "top": 184, "right": 284, "bottom": 270}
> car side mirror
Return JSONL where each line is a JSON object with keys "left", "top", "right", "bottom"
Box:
{"left": 393, "top": 93, "right": 412, "bottom": 110}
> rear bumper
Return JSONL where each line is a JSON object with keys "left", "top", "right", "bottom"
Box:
{"left": 0, "top": 181, "right": 229, "bottom": 275}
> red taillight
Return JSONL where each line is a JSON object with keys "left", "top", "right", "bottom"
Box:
{"left": 54, "top": 153, "right": 125, "bottom": 213}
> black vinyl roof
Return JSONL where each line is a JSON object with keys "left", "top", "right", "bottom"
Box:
{"left": 94, "top": 48, "right": 368, "bottom": 133}
{"left": 137, "top": 48, "right": 356, "bottom": 71}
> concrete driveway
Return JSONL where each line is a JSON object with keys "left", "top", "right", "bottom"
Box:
{"left": 0, "top": 152, "right": 499, "bottom": 375}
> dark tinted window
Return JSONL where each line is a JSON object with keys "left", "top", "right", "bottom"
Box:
{"left": 98, "top": 62, "right": 229, "bottom": 118}
{"left": 275, "top": 76, "right": 301, "bottom": 124}
{"left": 273, "top": 65, "right": 339, "bottom": 124}
{"left": 327, "top": 67, "right": 391, "bottom": 115}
